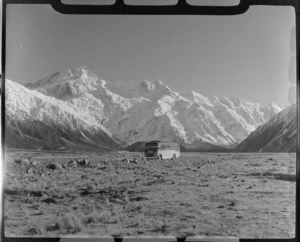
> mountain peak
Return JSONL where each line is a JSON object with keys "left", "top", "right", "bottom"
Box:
{"left": 124, "top": 79, "right": 174, "bottom": 99}
{"left": 59, "top": 66, "right": 88, "bottom": 78}
{"left": 266, "top": 102, "right": 282, "bottom": 111}
{"left": 141, "top": 80, "right": 156, "bottom": 91}
{"left": 140, "top": 79, "right": 171, "bottom": 91}
{"left": 179, "top": 90, "right": 213, "bottom": 106}
{"left": 24, "top": 66, "right": 102, "bottom": 100}
{"left": 56, "top": 66, "right": 98, "bottom": 83}
{"left": 27, "top": 66, "right": 98, "bottom": 90}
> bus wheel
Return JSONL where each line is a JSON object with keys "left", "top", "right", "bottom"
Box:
{"left": 172, "top": 154, "right": 176, "bottom": 160}
{"left": 158, "top": 155, "right": 162, "bottom": 160}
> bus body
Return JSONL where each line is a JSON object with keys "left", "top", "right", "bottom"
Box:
{"left": 144, "top": 141, "right": 180, "bottom": 160}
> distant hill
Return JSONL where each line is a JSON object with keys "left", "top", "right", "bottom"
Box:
{"left": 125, "top": 142, "right": 147, "bottom": 152}
{"left": 235, "top": 104, "right": 296, "bottom": 152}
{"left": 125, "top": 141, "right": 231, "bottom": 153}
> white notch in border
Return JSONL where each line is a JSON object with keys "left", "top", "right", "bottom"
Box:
{"left": 186, "top": 237, "right": 239, "bottom": 242}
{"left": 60, "top": 238, "right": 115, "bottom": 242}
{"left": 124, "top": 0, "right": 178, "bottom": 5}
{"left": 122, "top": 238, "right": 176, "bottom": 242}
{"left": 187, "top": 0, "right": 240, "bottom": 6}
{"left": 61, "top": 0, "right": 116, "bottom": 5}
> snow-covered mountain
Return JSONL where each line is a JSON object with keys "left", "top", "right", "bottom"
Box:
{"left": 6, "top": 66, "right": 283, "bottom": 150}
{"left": 6, "top": 79, "right": 118, "bottom": 150}
{"left": 235, "top": 104, "right": 296, "bottom": 152}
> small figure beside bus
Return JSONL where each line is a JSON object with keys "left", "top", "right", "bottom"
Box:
{"left": 144, "top": 141, "right": 180, "bottom": 160}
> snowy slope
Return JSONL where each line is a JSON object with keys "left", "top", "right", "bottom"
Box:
{"left": 9, "top": 66, "right": 283, "bottom": 150}
{"left": 235, "top": 104, "right": 296, "bottom": 152}
{"left": 6, "top": 79, "right": 118, "bottom": 150}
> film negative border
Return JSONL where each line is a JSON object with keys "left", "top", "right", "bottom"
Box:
{"left": 1, "top": 0, "right": 298, "bottom": 15}
{"left": 1, "top": 0, "right": 299, "bottom": 242}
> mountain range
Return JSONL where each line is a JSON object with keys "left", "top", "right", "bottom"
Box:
{"left": 4, "top": 66, "right": 295, "bottom": 152}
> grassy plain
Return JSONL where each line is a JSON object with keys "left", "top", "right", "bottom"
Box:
{"left": 4, "top": 151, "right": 296, "bottom": 238}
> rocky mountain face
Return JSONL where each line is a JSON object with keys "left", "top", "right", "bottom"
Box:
{"left": 235, "top": 104, "right": 296, "bottom": 152}
{"left": 5, "top": 66, "right": 283, "bottom": 151}
{"left": 5, "top": 79, "right": 118, "bottom": 150}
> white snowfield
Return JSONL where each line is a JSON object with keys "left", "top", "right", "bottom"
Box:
{"left": 6, "top": 66, "right": 283, "bottom": 149}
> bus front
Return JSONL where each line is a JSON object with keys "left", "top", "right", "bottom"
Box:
{"left": 144, "top": 141, "right": 160, "bottom": 159}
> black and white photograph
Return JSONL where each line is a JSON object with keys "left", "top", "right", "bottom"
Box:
{"left": 2, "top": 0, "right": 297, "bottom": 239}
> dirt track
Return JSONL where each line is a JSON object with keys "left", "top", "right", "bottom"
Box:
{"left": 4, "top": 151, "right": 296, "bottom": 238}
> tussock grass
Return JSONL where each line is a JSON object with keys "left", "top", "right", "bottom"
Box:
{"left": 151, "top": 220, "right": 168, "bottom": 235}
{"left": 82, "top": 213, "right": 97, "bottom": 225}
{"left": 5, "top": 151, "right": 296, "bottom": 238}
{"left": 45, "top": 214, "right": 84, "bottom": 234}
{"left": 46, "top": 222, "right": 61, "bottom": 232}
{"left": 86, "top": 184, "right": 96, "bottom": 191}
{"left": 99, "top": 210, "right": 114, "bottom": 223}
{"left": 61, "top": 214, "right": 84, "bottom": 233}
{"left": 107, "top": 226, "right": 124, "bottom": 238}
{"left": 26, "top": 226, "right": 43, "bottom": 235}
{"left": 80, "top": 204, "right": 121, "bottom": 225}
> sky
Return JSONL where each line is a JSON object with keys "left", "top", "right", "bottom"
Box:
{"left": 5, "top": 4, "right": 296, "bottom": 107}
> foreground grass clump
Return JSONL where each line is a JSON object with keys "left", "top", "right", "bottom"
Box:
{"left": 46, "top": 214, "right": 83, "bottom": 234}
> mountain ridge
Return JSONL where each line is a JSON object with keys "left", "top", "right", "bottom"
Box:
{"left": 235, "top": 104, "right": 296, "bottom": 152}
{"left": 6, "top": 66, "right": 284, "bottom": 151}
{"left": 6, "top": 79, "right": 118, "bottom": 150}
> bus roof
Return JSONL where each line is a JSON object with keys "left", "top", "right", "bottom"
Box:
{"left": 145, "top": 141, "right": 179, "bottom": 146}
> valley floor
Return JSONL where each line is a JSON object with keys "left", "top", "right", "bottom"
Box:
{"left": 4, "top": 151, "right": 296, "bottom": 238}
